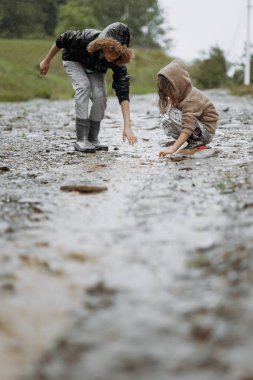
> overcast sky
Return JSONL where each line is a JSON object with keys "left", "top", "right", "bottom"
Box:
{"left": 158, "top": 0, "right": 252, "bottom": 64}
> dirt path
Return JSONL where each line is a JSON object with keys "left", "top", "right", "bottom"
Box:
{"left": 0, "top": 90, "right": 253, "bottom": 380}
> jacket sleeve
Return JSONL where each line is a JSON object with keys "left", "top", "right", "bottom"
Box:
{"left": 181, "top": 99, "right": 204, "bottom": 137}
{"left": 55, "top": 30, "right": 84, "bottom": 50}
{"left": 111, "top": 64, "right": 130, "bottom": 104}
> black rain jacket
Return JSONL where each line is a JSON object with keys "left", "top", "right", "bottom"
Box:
{"left": 55, "top": 24, "right": 130, "bottom": 103}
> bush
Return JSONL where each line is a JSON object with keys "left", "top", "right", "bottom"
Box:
{"left": 189, "top": 46, "right": 229, "bottom": 89}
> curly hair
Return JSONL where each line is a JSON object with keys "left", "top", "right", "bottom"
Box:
{"left": 87, "top": 37, "right": 133, "bottom": 66}
{"left": 157, "top": 74, "right": 176, "bottom": 114}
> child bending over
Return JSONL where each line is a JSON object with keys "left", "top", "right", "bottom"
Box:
{"left": 40, "top": 22, "right": 137, "bottom": 153}
{"left": 157, "top": 59, "right": 219, "bottom": 157}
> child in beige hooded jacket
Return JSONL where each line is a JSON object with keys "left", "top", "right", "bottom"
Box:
{"left": 157, "top": 59, "right": 219, "bottom": 157}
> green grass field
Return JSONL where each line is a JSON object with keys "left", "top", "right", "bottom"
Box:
{"left": 0, "top": 39, "right": 172, "bottom": 101}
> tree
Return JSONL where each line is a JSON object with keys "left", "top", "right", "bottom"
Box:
{"left": 83, "top": 0, "right": 168, "bottom": 47}
{"left": 55, "top": 0, "right": 100, "bottom": 35}
{"left": 232, "top": 55, "right": 253, "bottom": 85}
{"left": 0, "top": 0, "right": 64, "bottom": 38}
{"left": 189, "top": 46, "right": 229, "bottom": 89}
{"left": 0, "top": 0, "right": 170, "bottom": 47}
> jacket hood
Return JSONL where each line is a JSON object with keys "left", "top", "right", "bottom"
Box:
{"left": 87, "top": 22, "right": 133, "bottom": 66}
{"left": 157, "top": 59, "right": 192, "bottom": 104}
{"left": 99, "top": 22, "right": 130, "bottom": 46}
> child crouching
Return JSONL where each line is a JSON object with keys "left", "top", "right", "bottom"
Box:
{"left": 157, "top": 59, "right": 219, "bottom": 157}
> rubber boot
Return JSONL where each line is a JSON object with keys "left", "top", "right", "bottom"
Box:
{"left": 88, "top": 120, "right": 108, "bottom": 151}
{"left": 75, "top": 118, "right": 96, "bottom": 153}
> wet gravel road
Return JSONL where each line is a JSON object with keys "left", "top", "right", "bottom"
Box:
{"left": 0, "top": 90, "right": 253, "bottom": 380}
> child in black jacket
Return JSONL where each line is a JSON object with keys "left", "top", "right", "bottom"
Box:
{"left": 40, "top": 22, "right": 137, "bottom": 152}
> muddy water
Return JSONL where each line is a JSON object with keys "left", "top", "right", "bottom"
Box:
{"left": 0, "top": 90, "right": 253, "bottom": 380}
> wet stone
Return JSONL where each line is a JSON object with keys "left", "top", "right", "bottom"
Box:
{"left": 19, "top": 198, "right": 42, "bottom": 204}
{"left": 3, "top": 125, "right": 13, "bottom": 131}
{"left": 190, "top": 321, "right": 213, "bottom": 341}
{"left": 60, "top": 182, "right": 108, "bottom": 193}
{"left": 85, "top": 281, "right": 116, "bottom": 296}
{"left": 67, "top": 251, "right": 95, "bottom": 263}
{"left": 0, "top": 166, "right": 10, "bottom": 172}
{"left": 84, "top": 281, "right": 117, "bottom": 310}
{"left": 178, "top": 167, "right": 193, "bottom": 171}
{"left": 0, "top": 281, "right": 15, "bottom": 294}
{"left": 36, "top": 174, "right": 55, "bottom": 184}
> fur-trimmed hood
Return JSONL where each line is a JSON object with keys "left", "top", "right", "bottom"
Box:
{"left": 87, "top": 22, "right": 133, "bottom": 66}
{"left": 88, "top": 37, "right": 133, "bottom": 65}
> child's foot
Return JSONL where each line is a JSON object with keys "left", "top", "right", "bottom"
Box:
{"left": 179, "top": 140, "right": 208, "bottom": 155}
{"left": 74, "top": 141, "right": 96, "bottom": 153}
{"left": 184, "top": 140, "right": 207, "bottom": 150}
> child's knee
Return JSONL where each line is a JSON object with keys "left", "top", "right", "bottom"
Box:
{"left": 161, "top": 117, "right": 175, "bottom": 137}
{"left": 91, "top": 96, "right": 107, "bottom": 120}
{"left": 168, "top": 108, "right": 182, "bottom": 124}
{"left": 93, "top": 95, "right": 107, "bottom": 111}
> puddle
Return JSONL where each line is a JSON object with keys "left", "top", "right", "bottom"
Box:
{"left": 1, "top": 91, "right": 253, "bottom": 380}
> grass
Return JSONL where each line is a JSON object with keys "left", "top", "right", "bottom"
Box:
{"left": 228, "top": 83, "right": 253, "bottom": 97}
{"left": 0, "top": 38, "right": 172, "bottom": 101}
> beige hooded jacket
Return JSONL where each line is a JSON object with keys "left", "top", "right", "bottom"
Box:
{"left": 158, "top": 59, "right": 219, "bottom": 137}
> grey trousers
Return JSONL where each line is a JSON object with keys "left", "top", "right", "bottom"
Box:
{"left": 161, "top": 108, "right": 214, "bottom": 144}
{"left": 63, "top": 61, "right": 107, "bottom": 122}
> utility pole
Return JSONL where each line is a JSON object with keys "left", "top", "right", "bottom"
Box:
{"left": 244, "top": 0, "right": 251, "bottom": 85}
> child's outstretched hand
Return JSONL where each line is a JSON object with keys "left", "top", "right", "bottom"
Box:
{"left": 159, "top": 146, "right": 177, "bottom": 157}
{"left": 123, "top": 128, "right": 137, "bottom": 145}
{"left": 40, "top": 60, "right": 50, "bottom": 76}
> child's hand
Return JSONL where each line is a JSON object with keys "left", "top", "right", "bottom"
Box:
{"left": 123, "top": 128, "right": 137, "bottom": 145}
{"left": 40, "top": 60, "right": 50, "bottom": 76}
{"left": 159, "top": 146, "right": 177, "bottom": 157}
